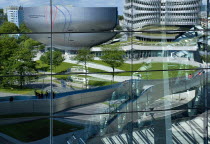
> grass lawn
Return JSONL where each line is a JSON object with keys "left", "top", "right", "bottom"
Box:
{"left": 92, "top": 60, "right": 196, "bottom": 71}
{"left": 134, "top": 70, "right": 196, "bottom": 79}
{"left": 88, "top": 80, "right": 112, "bottom": 86}
{"left": 92, "top": 60, "right": 110, "bottom": 67}
{"left": 77, "top": 75, "right": 118, "bottom": 86}
{"left": 37, "top": 60, "right": 198, "bottom": 80}
{"left": 0, "top": 119, "right": 83, "bottom": 142}
{"left": 92, "top": 60, "right": 142, "bottom": 71}
{"left": 138, "top": 33, "right": 179, "bottom": 37}
{"left": 0, "top": 86, "right": 34, "bottom": 95}
{"left": 92, "top": 60, "right": 198, "bottom": 79}
{"left": 36, "top": 60, "right": 49, "bottom": 70}
{"left": 37, "top": 61, "right": 107, "bottom": 74}
{"left": 53, "top": 74, "right": 117, "bottom": 86}
{"left": 36, "top": 60, "right": 80, "bottom": 73}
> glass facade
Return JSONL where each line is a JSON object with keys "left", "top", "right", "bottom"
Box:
{"left": 0, "top": 0, "right": 209, "bottom": 144}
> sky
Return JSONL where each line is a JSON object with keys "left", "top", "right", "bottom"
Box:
{"left": 0, "top": 0, "right": 208, "bottom": 15}
{"left": 0, "top": 0, "right": 124, "bottom": 14}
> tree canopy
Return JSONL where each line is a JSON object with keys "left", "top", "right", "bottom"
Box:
{"left": 101, "top": 46, "right": 125, "bottom": 82}
{"left": 74, "top": 48, "right": 94, "bottom": 89}
{"left": 118, "top": 15, "right": 124, "bottom": 21}
{"left": 0, "top": 21, "right": 19, "bottom": 33}
{"left": 19, "top": 23, "right": 32, "bottom": 33}
{"left": 74, "top": 48, "right": 94, "bottom": 71}
{"left": 40, "top": 50, "right": 65, "bottom": 71}
{"left": 0, "top": 22, "right": 42, "bottom": 88}
{"left": 0, "top": 36, "right": 37, "bottom": 87}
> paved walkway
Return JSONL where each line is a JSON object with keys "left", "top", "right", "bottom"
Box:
{"left": 33, "top": 51, "right": 42, "bottom": 61}
{"left": 97, "top": 114, "right": 208, "bottom": 144}
{"left": 64, "top": 59, "right": 123, "bottom": 72}
{"left": 84, "top": 74, "right": 137, "bottom": 82}
{"left": 0, "top": 131, "right": 82, "bottom": 144}
{"left": 55, "top": 103, "right": 109, "bottom": 123}
{"left": 0, "top": 92, "right": 21, "bottom": 97}
{"left": 0, "top": 133, "right": 22, "bottom": 144}
{"left": 0, "top": 136, "right": 15, "bottom": 144}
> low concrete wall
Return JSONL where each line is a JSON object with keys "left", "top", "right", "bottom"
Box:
{"left": 0, "top": 100, "right": 50, "bottom": 115}
{"left": 0, "top": 85, "right": 117, "bottom": 115}
{"left": 53, "top": 87, "right": 116, "bottom": 113}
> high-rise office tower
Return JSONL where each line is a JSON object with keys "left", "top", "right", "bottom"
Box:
{"left": 124, "top": 0, "right": 201, "bottom": 29}
{"left": 6, "top": 6, "right": 24, "bottom": 28}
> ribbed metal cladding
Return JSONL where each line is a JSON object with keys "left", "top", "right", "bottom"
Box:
{"left": 23, "top": 6, "right": 118, "bottom": 50}
{"left": 24, "top": 6, "right": 118, "bottom": 32}
{"left": 124, "top": 0, "right": 201, "bottom": 29}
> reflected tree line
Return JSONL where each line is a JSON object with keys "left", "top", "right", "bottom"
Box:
{"left": 0, "top": 21, "right": 125, "bottom": 91}
{"left": 0, "top": 21, "right": 65, "bottom": 90}
{"left": 0, "top": 22, "right": 42, "bottom": 88}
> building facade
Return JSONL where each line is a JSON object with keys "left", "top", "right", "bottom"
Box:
{"left": 6, "top": 6, "right": 24, "bottom": 28}
{"left": 0, "top": 1, "right": 210, "bottom": 144}
{"left": 23, "top": 6, "right": 118, "bottom": 50}
{"left": 124, "top": 0, "right": 202, "bottom": 29}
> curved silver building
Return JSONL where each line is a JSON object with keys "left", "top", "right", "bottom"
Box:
{"left": 26, "top": 33, "right": 117, "bottom": 50}
{"left": 23, "top": 6, "right": 118, "bottom": 50}
{"left": 124, "top": 0, "right": 201, "bottom": 29}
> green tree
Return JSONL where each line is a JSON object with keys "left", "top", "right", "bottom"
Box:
{"left": 74, "top": 48, "right": 94, "bottom": 89}
{"left": 12, "top": 41, "right": 37, "bottom": 88}
{"left": 38, "top": 44, "right": 45, "bottom": 51}
{"left": 118, "top": 15, "right": 124, "bottom": 20}
{"left": 53, "top": 51, "right": 65, "bottom": 70}
{"left": 0, "top": 36, "right": 18, "bottom": 86}
{"left": 0, "top": 36, "right": 37, "bottom": 88}
{"left": 18, "top": 23, "right": 32, "bottom": 42}
{"left": 0, "top": 22, "right": 40, "bottom": 88}
{"left": 40, "top": 50, "right": 65, "bottom": 72}
{"left": 19, "top": 23, "right": 32, "bottom": 33}
{"left": 115, "top": 33, "right": 123, "bottom": 39}
{"left": 0, "top": 21, "right": 19, "bottom": 33}
{"left": 23, "top": 38, "right": 42, "bottom": 50}
{"left": 0, "top": 36, "right": 17, "bottom": 69}
{"left": 101, "top": 46, "right": 125, "bottom": 83}
{"left": 40, "top": 51, "right": 50, "bottom": 65}
{"left": 115, "top": 25, "right": 123, "bottom": 31}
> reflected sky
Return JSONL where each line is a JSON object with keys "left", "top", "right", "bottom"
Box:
{"left": 0, "top": 0, "right": 124, "bottom": 15}
{"left": 0, "top": 0, "right": 208, "bottom": 15}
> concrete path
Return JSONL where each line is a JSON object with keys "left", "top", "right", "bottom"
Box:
{"left": 64, "top": 59, "right": 123, "bottom": 72}
{"left": 0, "top": 133, "right": 22, "bottom": 144}
{"left": 84, "top": 74, "right": 137, "bottom": 82}
{"left": 55, "top": 103, "right": 109, "bottom": 123}
{"left": 33, "top": 51, "right": 42, "bottom": 61}
{"left": 0, "top": 136, "right": 15, "bottom": 144}
{"left": 0, "top": 92, "right": 21, "bottom": 97}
